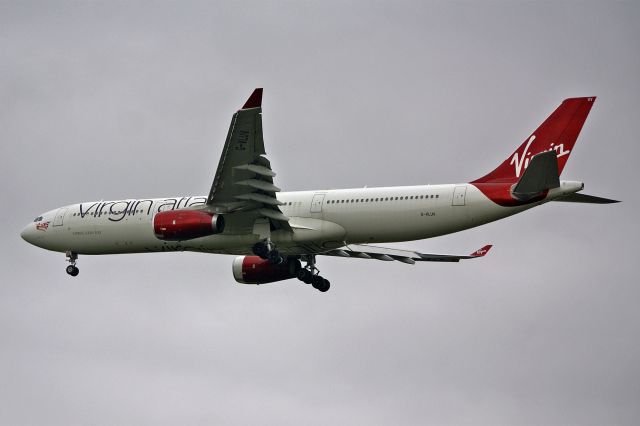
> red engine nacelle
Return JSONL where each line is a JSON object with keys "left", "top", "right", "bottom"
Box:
{"left": 153, "top": 210, "right": 224, "bottom": 241}
{"left": 232, "top": 256, "right": 301, "bottom": 284}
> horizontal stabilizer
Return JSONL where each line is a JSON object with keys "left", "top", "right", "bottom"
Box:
{"left": 554, "top": 193, "right": 620, "bottom": 204}
{"left": 512, "top": 150, "right": 560, "bottom": 198}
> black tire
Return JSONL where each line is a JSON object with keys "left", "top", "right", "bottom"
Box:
{"left": 311, "top": 275, "right": 324, "bottom": 289}
{"left": 252, "top": 242, "right": 269, "bottom": 259}
{"left": 318, "top": 279, "right": 330, "bottom": 292}
{"left": 66, "top": 265, "right": 79, "bottom": 277}
{"left": 297, "top": 269, "right": 309, "bottom": 282}
{"left": 303, "top": 272, "right": 313, "bottom": 284}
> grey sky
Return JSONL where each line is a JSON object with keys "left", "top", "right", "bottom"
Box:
{"left": 1, "top": 1, "right": 638, "bottom": 425}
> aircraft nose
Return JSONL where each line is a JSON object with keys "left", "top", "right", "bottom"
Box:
{"left": 20, "top": 224, "right": 34, "bottom": 244}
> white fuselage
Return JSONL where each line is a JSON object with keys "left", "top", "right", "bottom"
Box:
{"left": 20, "top": 181, "right": 583, "bottom": 256}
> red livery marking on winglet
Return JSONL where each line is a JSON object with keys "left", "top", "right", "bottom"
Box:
{"left": 241, "top": 88, "right": 263, "bottom": 109}
{"left": 470, "top": 245, "right": 492, "bottom": 257}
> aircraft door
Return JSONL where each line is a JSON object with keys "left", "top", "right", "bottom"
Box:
{"left": 310, "top": 193, "right": 326, "bottom": 213}
{"left": 452, "top": 186, "right": 467, "bottom": 206}
{"left": 53, "top": 208, "right": 68, "bottom": 226}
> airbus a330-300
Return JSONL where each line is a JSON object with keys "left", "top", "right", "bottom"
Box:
{"left": 21, "top": 89, "right": 618, "bottom": 292}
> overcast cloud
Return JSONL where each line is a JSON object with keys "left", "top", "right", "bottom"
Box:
{"left": 1, "top": 1, "right": 638, "bottom": 425}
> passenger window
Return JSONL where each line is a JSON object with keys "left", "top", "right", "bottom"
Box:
{"left": 436, "top": 194, "right": 439, "bottom": 198}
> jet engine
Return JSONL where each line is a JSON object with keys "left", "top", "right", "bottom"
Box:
{"left": 232, "top": 256, "right": 301, "bottom": 284}
{"left": 153, "top": 210, "right": 224, "bottom": 241}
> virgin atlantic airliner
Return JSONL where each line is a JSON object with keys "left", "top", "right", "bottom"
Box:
{"left": 21, "top": 89, "right": 618, "bottom": 292}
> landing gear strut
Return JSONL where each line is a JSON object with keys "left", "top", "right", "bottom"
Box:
{"left": 252, "top": 240, "right": 284, "bottom": 265}
{"left": 297, "top": 255, "right": 330, "bottom": 292}
{"left": 65, "top": 251, "right": 79, "bottom": 277}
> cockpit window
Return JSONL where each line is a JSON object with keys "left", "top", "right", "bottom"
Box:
{"left": 33, "top": 216, "right": 43, "bottom": 222}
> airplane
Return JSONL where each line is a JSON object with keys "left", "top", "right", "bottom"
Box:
{"left": 20, "top": 89, "right": 618, "bottom": 292}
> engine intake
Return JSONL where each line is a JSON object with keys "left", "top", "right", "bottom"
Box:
{"left": 153, "top": 210, "right": 224, "bottom": 241}
{"left": 232, "top": 256, "right": 301, "bottom": 284}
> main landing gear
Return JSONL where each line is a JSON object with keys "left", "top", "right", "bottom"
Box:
{"left": 296, "top": 255, "right": 330, "bottom": 292}
{"left": 253, "top": 242, "right": 330, "bottom": 292}
{"left": 252, "top": 240, "right": 284, "bottom": 265}
{"left": 253, "top": 240, "right": 331, "bottom": 293}
{"left": 65, "top": 251, "right": 79, "bottom": 277}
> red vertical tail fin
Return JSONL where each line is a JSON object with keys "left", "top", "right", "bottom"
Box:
{"left": 472, "top": 97, "right": 596, "bottom": 184}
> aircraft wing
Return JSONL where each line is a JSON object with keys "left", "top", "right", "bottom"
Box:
{"left": 321, "top": 244, "right": 492, "bottom": 264}
{"left": 206, "top": 88, "right": 291, "bottom": 233}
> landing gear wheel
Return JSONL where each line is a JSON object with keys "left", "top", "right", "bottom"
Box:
{"left": 66, "top": 265, "right": 79, "bottom": 277}
{"left": 267, "top": 250, "right": 284, "bottom": 265}
{"left": 319, "top": 279, "right": 330, "bottom": 292}
{"left": 311, "top": 276, "right": 330, "bottom": 292}
{"left": 297, "top": 269, "right": 313, "bottom": 284}
{"left": 252, "top": 242, "right": 270, "bottom": 259}
{"left": 65, "top": 251, "right": 79, "bottom": 277}
{"left": 299, "top": 255, "right": 331, "bottom": 291}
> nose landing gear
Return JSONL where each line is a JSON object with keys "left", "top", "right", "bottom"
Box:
{"left": 65, "top": 251, "right": 79, "bottom": 277}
